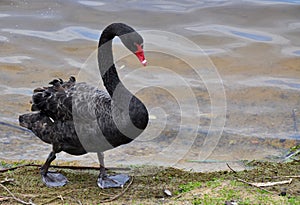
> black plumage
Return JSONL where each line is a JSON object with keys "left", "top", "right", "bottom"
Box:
{"left": 19, "top": 23, "right": 149, "bottom": 188}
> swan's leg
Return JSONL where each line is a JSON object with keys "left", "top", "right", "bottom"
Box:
{"left": 40, "top": 149, "right": 68, "bottom": 187}
{"left": 98, "top": 152, "right": 106, "bottom": 177}
{"left": 40, "top": 151, "right": 56, "bottom": 176}
{"left": 97, "top": 152, "right": 130, "bottom": 189}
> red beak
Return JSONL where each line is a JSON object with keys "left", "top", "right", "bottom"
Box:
{"left": 135, "top": 44, "right": 147, "bottom": 66}
{"left": 135, "top": 51, "right": 147, "bottom": 66}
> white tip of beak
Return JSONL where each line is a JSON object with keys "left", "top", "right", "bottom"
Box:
{"left": 142, "top": 59, "right": 147, "bottom": 66}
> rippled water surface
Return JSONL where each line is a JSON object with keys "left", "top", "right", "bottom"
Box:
{"left": 1, "top": 0, "right": 300, "bottom": 171}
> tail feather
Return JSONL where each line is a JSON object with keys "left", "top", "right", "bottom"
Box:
{"left": 19, "top": 112, "right": 55, "bottom": 144}
{"left": 19, "top": 112, "right": 48, "bottom": 130}
{"left": 29, "top": 76, "right": 76, "bottom": 121}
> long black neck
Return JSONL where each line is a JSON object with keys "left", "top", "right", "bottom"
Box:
{"left": 97, "top": 23, "right": 133, "bottom": 97}
{"left": 97, "top": 23, "right": 149, "bottom": 131}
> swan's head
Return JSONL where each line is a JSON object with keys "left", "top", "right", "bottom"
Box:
{"left": 120, "top": 31, "right": 147, "bottom": 66}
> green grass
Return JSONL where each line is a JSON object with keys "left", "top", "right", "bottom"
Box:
{"left": 177, "top": 181, "right": 202, "bottom": 194}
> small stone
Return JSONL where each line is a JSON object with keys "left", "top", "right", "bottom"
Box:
{"left": 164, "top": 189, "right": 172, "bottom": 197}
{"left": 225, "top": 200, "right": 238, "bottom": 205}
{"left": 279, "top": 188, "right": 287, "bottom": 196}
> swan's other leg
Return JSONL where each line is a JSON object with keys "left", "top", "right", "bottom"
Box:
{"left": 97, "top": 152, "right": 130, "bottom": 189}
{"left": 40, "top": 150, "right": 68, "bottom": 187}
{"left": 98, "top": 152, "right": 106, "bottom": 178}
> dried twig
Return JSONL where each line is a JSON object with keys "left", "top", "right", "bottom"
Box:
{"left": 0, "top": 178, "right": 14, "bottom": 184}
{"left": 41, "top": 196, "right": 60, "bottom": 205}
{"left": 62, "top": 197, "right": 83, "bottom": 205}
{"left": 236, "top": 178, "right": 273, "bottom": 194}
{"left": 58, "top": 195, "right": 64, "bottom": 202}
{"left": 43, "top": 190, "right": 93, "bottom": 204}
{"left": 174, "top": 193, "right": 184, "bottom": 199}
{"left": 52, "top": 165, "right": 130, "bottom": 171}
{"left": 100, "top": 176, "right": 134, "bottom": 203}
{"left": 99, "top": 191, "right": 115, "bottom": 197}
{"left": 0, "top": 163, "right": 130, "bottom": 173}
{"left": 226, "top": 163, "right": 237, "bottom": 173}
{"left": 0, "top": 164, "right": 32, "bottom": 173}
{"left": 274, "top": 175, "right": 300, "bottom": 179}
{"left": 0, "top": 183, "right": 36, "bottom": 205}
{"left": 0, "top": 196, "right": 11, "bottom": 202}
{"left": 41, "top": 190, "right": 75, "bottom": 205}
{"left": 251, "top": 179, "right": 293, "bottom": 187}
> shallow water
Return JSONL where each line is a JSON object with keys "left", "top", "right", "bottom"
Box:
{"left": 0, "top": 0, "right": 300, "bottom": 171}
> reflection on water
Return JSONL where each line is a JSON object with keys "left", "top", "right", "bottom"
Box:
{"left": 0, "top": 0, "right": 300, "bottom": 171}
{"left": 3, "top": 26, "right": 99, "bottom": 41}
{"left": 230, "top": 30, "right": 272, "bottom": 42}
{"left": 186, "top": 24, "right": 288, "bottom": 43}
{"left": 236, "top": 77, "right": 300, "bottom": 91}
{"left": 252, "top": 0, "right": 300, "bottom": 4}
{"left": 78, "top": 1, "right": 106, "bottom": 7}
{"left": 0, "top": 56, "right": 31, "bottom": 64}
{"left": 76, "top": 0, "right": 231, "bottom": 12}
{"left": 294, "top": 50, "right": 300, "bottom": 55}
{"left": 282, "top": 47, "right": 300, "bottom": 56}
{"left": 266, "top": 79, "right": 300, "bottom": 89}
{"left": 0, "top": 85, "right": 32, "bottom": 95}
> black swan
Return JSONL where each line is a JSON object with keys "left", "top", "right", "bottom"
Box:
{"left": 19, "top": 23, "right": 149, "bottom": 188}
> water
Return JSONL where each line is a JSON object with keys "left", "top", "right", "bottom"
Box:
{"left": 0, "top": 0, "right": 300, "bottom": 171}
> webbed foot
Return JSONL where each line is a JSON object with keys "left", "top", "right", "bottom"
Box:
{"left": 41, "top": 171, "right": 68, "bottom": 187}
{"left": 97, "top": 174, "right": 130, "bottom": 189}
